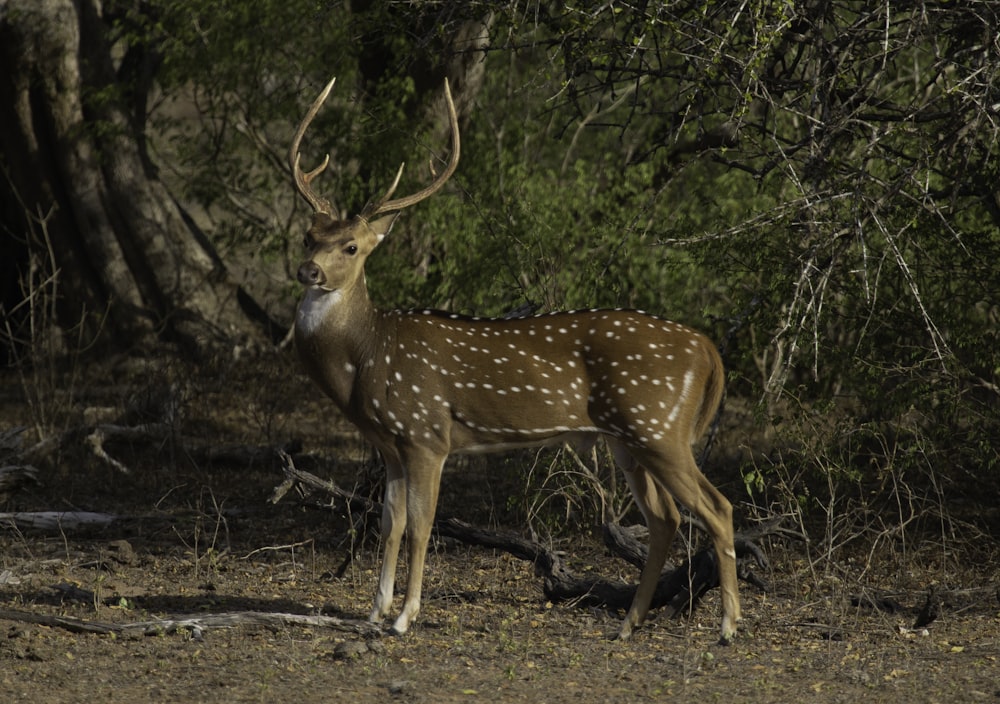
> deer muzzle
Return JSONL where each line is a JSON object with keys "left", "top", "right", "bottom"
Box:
{"left": 297, "top": 261, "right": 326, "bottom": 287}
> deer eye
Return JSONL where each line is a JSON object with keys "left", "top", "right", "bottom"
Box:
{"left": 345, "top": 244, "right": 358, "bottom": 255}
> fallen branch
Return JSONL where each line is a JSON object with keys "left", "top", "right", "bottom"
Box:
{"left": 0, "top": 511, "right": 120, "bottom": 531}
{"left": 0, "top": 463, "right": 40, "bottom": 501}
{"left": 18, "top": 422, "right": 173, "bottom": 474}
{"left": 3, "top": 420, "right": 316, "bottom": 481}
{"left": 270, "top": 449, "right": 367, "bottom": 509}
{"left": 438, "top": 515, "right": 774, "bottom": 615}
{"left": 0, "top": 608, "right": 381, "bottom": 638}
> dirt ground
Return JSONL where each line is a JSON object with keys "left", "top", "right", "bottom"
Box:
{"left": 1, "top": 351, "right": 998, "bottom": 703}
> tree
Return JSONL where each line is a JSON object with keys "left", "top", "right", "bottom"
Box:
{"left": 507, "top": 0, "right": 1000, "bottom": 388}
{"left": 0, "top": 0, "right": 492, "bottom": 357}
{"left": 0, "top": 0, "right": 285, "bottom": 355}
{"left": 491, "top": 1, "right": 1000, "bottom": 487}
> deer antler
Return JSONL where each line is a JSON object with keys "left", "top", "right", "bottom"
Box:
{"left": 364, "top": 78, "right": 461, "bottom": 218}
{"left": 289, "top": 77, "right": 460, "bottom": 220}
{"left": 289, "top": 77, "right": 337, "bottom": 216}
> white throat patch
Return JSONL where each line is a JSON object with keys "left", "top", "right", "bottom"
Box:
{"left": 297, "top": 287, "right": 342, "bottom": 336}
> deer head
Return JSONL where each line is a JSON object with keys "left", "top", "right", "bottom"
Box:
{"left": 289, "top": 77, "right": 459, "bottom": 300}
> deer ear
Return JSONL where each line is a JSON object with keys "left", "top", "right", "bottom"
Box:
{"left": 369, "top": 213, "right": 401, "bottom": 243}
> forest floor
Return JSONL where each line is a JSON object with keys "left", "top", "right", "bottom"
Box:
{"left": 1, "top": 349, "right": 998, "bottom": 703}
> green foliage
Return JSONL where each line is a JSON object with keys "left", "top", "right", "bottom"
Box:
{"left": 118, "top": 0, "right": 999, "bottom": 532}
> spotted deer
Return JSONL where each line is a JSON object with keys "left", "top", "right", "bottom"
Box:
{"left": 288, "top": 77, "right": 740, "bottom": 643}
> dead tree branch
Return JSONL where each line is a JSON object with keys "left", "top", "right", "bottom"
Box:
{"left": 0, "top": 608, "right": 380, "bottom": 638}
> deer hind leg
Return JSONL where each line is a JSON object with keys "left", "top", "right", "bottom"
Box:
{"left": 608, "top": 440, "right": 681, "bottom": 640}
{"left": 644, "top": 447, "right": 741, "bottom": 644}
{"left": 389, "top": 451, "right": 446, "bottom": 636}
{"left": 371, "top": 461, "right": 407, "bottom": 624}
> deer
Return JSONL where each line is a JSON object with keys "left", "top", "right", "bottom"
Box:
{"left": 288, "top": 77, "right": 741, "bottom": 644}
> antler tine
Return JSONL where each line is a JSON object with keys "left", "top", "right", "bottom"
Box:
{"left": 366, "top": 78, "right": 461, "bottom": 218}
{"left": 289, "top": 77, "right": 337, "bottom": 216}
{"left": 378, "top": 162, "right": 407, "bottom": 204}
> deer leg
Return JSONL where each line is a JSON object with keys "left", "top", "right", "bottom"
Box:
{"left": 607, "top": 439, "right": 681, "bottom": 639}
{"left": 370, "top": 461, "right": 406, "bottom": 624}
{"left": 694, "top": 471, "right": 741, "bottom": 643}
{"left": 617, "top": 463, "right": 681, "bottom": 640}
{"left": 389, "top": 451, "right": 445, "bottom": 636}
{"left": 646, "top": 449, "right": 741, "bottom": 644}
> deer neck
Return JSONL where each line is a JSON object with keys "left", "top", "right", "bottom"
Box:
{"left": 294, "top": 282, "right": 383, "bottom": 411}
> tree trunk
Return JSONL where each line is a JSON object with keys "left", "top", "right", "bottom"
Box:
{"left": 0, "top": 0, "right": 280, "bottom": 357}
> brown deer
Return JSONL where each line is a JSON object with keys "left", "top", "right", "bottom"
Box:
{"left": 288, "top": 77, "right": 740, "bottom": 643}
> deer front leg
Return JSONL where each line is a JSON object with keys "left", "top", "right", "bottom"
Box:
{"left": 371, "top": 462, "right": 406, "bottom": 624}
{"left": 389, "top": 451, "right": 445, "bottom": 636}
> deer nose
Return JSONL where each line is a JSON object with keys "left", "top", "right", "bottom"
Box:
{"left": 297, "top": 261, "right": 326, "bottom": 287}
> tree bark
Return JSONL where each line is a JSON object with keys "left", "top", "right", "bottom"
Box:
{"left": 0, "top": 0, "right": 280, "bottom": 356}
